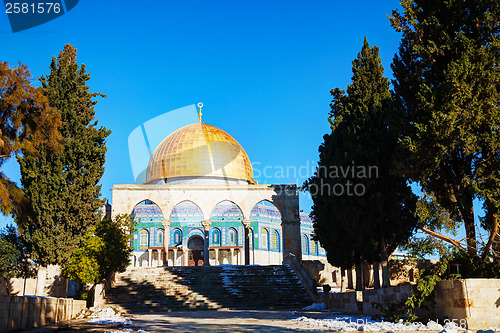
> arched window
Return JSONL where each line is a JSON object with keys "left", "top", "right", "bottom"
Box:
{"left": 212, "top": 228, "right": 221, "bottom": 246}
{"left": 157, "top": 229, "right": 164, "bottom": 245}
{"left": 139, "top": 229, "right": 149, "bottom": 248}
{"left": 302, "top": 235, "right": 309, "bottom": 255}
{"left": 272, "top": 231, "right": 279, "bottom": 250}
{"left": 261, "top": 228, "right": 269, "bottom": 249}
{"left": 172, "top": 229, "right": 182, "bottom": 246}
{"left": 228, "top": 228, "right": 237, "bottom": 246}
{"left": 311, "top": 238, "right": 317, "bottom": 254}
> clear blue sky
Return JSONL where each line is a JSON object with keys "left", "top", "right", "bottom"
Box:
{"left": 2, "top": 0, "right": 413, "bottom": 228}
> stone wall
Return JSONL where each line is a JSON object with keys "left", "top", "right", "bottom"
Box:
{"left": 0, "top": 295, "right": 86, "bottom": 332}
{"left": 433, "top": 279, "right": 500, "bottom": 330}
{"left": 362, "top": 284, "right": 413, "bottom": 316}
{"left": 316, "top": 291, "right": 360, "bottom": 313}
{"left": 316, "top": 279, "right": 500, "bottom": 330}
{"left": 0, "top": 265, "right": 69, "bottom": 298}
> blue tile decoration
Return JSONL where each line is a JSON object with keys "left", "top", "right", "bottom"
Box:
{"left": 130, "top": 202, "right": 326, "bottom": 257}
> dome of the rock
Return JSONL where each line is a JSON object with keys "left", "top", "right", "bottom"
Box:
{"left": 145, "top": 122, "right": 254, "bottom": 185}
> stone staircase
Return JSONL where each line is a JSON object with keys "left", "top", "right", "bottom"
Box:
{"left": 104, "top": 265, "right": 312, "bottom": 313}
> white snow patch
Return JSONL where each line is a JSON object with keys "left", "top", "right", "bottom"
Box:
{"left": 79, "top": 307, "right": 132, "bottom": 326}
{"left": 303, "top": 303, "right": 328, "bottom": 311}
{"left": 221, "top": 266, "right": 242, "bottom": 296}
{"left": 292, "top": 314, "right": 452, "bottom": 332}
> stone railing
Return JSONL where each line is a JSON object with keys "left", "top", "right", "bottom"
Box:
{"left": 283, "top": 252, "right": 317, "bottom": 300}
{"left": 0, "top": 295, "right": 86, "bottom": 332}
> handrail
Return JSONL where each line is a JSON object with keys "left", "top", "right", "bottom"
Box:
{"left": 283, "top": 252, "right": 317, "bottom": 301}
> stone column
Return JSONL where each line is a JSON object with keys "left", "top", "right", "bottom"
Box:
{"left": 281, "top": 219, "right": 302, "bottom": 261}
{"left": 162, "top": 220, "right": 171, "bottom": 266}
{"left": 201, "top": 220, "right": 211, "bottom": 266}
{"left": 242, "top": 219, "right": 251, "bottom": 265}
{"left": 148, "top": 249, "right": 152, "bottom": 267}
{"left": 215, "top": 248, "right": 219, "bottom": 266}
{"left": 183, "top": 246, "right": 188, "bottom": 266}
{"left": 157, "top": 249, "right": 162, "bottom": 267}
{"left": 173, "top": 248, "right": 178, "bottom": 267}
{"left": 230, "top": 248, "right": 235, "bottom": 264}
{"left": 275, "top": 185, "right": 301, "bottom": 262}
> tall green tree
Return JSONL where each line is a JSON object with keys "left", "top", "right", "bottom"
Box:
{"left": 390, "top": 0, "right": 500, "bottom": 256}
{"left": 17, "top": 45, "right": 111, "bottom": 266}
{"left": 305, "top": 38, "right": 418, "bottom": 288}
{"left": 0, "top": 62, "right": 61, "bottom": 220}
{"left": 62, "top": 214, "right": 134, "bottom": 286}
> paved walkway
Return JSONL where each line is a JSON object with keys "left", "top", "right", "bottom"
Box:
{"left": 22, "top": 309, "right": 460, "bottom": 333}
{"left": 23, "top": 309, "right": 344, "bottom": 332}
{"left": 130, "top": 310, "right": 326, "bottom": 332}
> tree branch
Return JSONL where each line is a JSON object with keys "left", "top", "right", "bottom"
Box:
{"left": 419, "top": 226, "right": 465, "bottom": 251}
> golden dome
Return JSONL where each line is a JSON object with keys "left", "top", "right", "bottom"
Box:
{"left": 145, "top": 122, "right": 254, "bottom": 184}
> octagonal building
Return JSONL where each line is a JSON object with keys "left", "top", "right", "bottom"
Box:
{"left": 111, "top": 114, "right": 326, "bottom": 267}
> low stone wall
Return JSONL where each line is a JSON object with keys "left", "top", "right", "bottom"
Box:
{"left": 0, "top": 295, "right": 86, "bottom": 332}
{"left": 0, "top": 265, "right": 70, "bottom": 298}
{"left": 316, "top": 291, "right": 360, "bottom": 313}
{"left": 434, "top": 279, "right": 500, "bottom": 330}
{"left": 319, "top": 278, "right": 500, "bottom": 330}
{"left": 362, "top": 284, "right": 413, "bottom": 315}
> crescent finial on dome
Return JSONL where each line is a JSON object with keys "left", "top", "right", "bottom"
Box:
{"left": 197, "top": 102, "right": 203, "bottom": 122}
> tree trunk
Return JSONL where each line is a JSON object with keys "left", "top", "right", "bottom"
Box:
{"left": 355, "top": 258, "right": 364, "bottom": 291}
{"left": 347, "top": 268, "right": 354, "bottom": 289}
{"left": 373, "top": 262, "right": 381, "bottom": 289}
{"left": 482, "top": 211, "right": 499, "bottom": 260}
{"left": 380, "top": 233, "right": 390, "bottom": 288}
{"left": 363, "top": 260, "right": 371, "bottom": 288}
{"left": 457, "top": 195, "right": 477, "bottom": 255}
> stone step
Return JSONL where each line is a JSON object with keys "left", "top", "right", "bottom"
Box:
{"left": 104, "top": 265, "right": 311, "bottom": 311}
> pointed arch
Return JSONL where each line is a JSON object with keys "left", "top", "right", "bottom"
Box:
{"left": 130, "top": 199, "right": 164, "bottom": 216}
{"left": 169, "top": 200, "right": 204, "bottom": 221}
{"left": 131, "top": 200, "right": 163, "bottom": 223}
{"left": 210, "top": 200, "right": 244, "bottom": 222}
{"left": 250, "top": 200, "right": 282, "bottom": 221}
{"left": 250, "top": 199, "right": 283, "bottom": 221}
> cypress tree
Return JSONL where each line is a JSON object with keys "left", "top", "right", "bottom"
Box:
{"left": 390, "top": 0, "right": 500, "bottom": 256}
{"left": 305, "top": 38, "right": 418, "bottom": 287}
{"left": 18, "top": 45, "right": 111, "bottom": 266}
